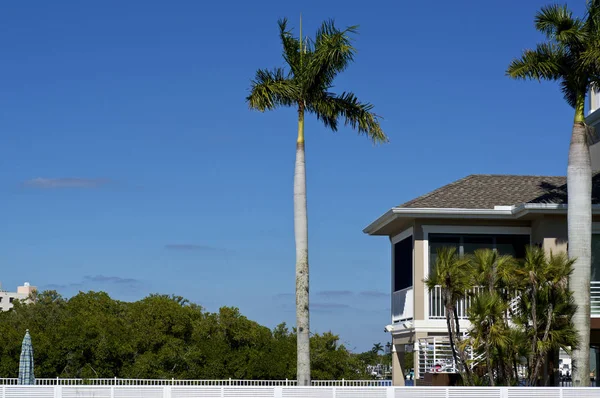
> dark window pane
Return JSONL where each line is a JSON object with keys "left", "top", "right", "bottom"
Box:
{"left": 496, "top": 235, "right": 530, "bottom": 259}
{"left": 463, "top": 235, "right": 494, "bottom": 256}
{"left": 592, "top": 235, "right": 600, "bottom": 282}
{"left": 394, "top": 237, "right": 413, "bottom": 291}
{"left": 429, "top": 235, "right": 460, "bottom": 271}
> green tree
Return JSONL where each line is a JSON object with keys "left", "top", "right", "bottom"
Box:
{"left": 513, "top": 247, "right": 578, "bottom": 386}
{"left": 371, "top": 343, "right": 383, "bottom": 355}
{"left": 506, "top": 2, "right": 600, "bottom": 384}
{"left": 464, "top": 248, "right": 578, "bottom": 386}
{"left": 246, "top": 18, "right": 387, "bottom": 385}
{"left": 424, "top": 247, "right": 474, "bottom": 385}
{"left": 467, "top": 249, "right": 517, "bottom": 385}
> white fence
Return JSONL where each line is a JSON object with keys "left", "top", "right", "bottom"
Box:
{"left": 0, "top": 378, "right": 391, "bottom": 387}
{"left": 0, "top": 386, "right": 598, "bottom": 398}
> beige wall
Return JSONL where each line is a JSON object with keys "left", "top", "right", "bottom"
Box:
{"left": 532, "top": 215, "right": 568, "bottom": 255}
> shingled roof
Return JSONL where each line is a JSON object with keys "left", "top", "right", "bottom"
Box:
{"left": 398, "top": 174, "right": 600, "bottom": 209}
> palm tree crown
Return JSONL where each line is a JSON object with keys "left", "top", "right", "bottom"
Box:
{"left": 507, "top": 2, "right": 600, "bottom": 122}
{"left": 246, "top": 18, "right": 387, "bottom": 143}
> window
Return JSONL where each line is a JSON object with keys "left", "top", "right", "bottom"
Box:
{"left": 9, "top": 298, "right": 14, "bottom": 303}
{"left": 592, "top": 235, "right": 600, "bottom": 282}
{"left": 429, "top": 233, "right": 530, "bottom": 271}
{"left": 394, "top": 236, "right": 413, "bottom": 291}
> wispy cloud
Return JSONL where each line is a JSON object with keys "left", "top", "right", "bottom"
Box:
{"left": 317, "top": 290, "right": 354, "bottom": 298}
{"left": 311, "top": 303, "right": 351, "bottom": 309}
{"left": 273, "top": 293, "right": 294, "bottom": 300}
{"left": 359, "top": 290, "right": 388, "bottom": 298}
{"left": 164, "top": 244, "right": 231, "bottom": 252}
{"left": 41, "top": 282, "right": 83, "bottom": 290}
{"left": 24, "top": 177, "right": 110, "bottom": 189}
{"left": 84, "top": 275, "right": 139, "bottom": 284}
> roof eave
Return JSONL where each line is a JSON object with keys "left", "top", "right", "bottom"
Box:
{"left": 363, "top": 204, "right": 600, "bottom": 236}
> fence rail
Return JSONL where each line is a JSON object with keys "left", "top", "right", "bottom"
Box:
{"left": 0, "top": 378, "right": 391, "bottom": 386}
{"left": 0, "top": 386, "right": 597, "bottom": 398}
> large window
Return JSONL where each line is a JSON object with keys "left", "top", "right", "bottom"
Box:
{"left": 394, "top": 236, "right": 413, "bottom": 291}
{"left": 429, "top": 233, "right": 530, "bottom": 271}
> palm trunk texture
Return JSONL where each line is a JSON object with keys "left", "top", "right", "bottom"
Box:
{"left": 569, "top": 119, "right": 592, "bottom": 387}
{"left": 295, "top": 106, "right": 310, "bottom": 386}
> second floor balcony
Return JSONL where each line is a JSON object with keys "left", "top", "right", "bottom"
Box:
{"left": 392, "top": 281, "right": 600, "bottom": 326}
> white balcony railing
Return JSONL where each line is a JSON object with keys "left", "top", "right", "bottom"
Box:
{"left": 428, "top": 286, "right": 484, "bottom": 320}
{"left": 392, "top": 286, "right": 413, "bottom": 323}
{"left": 429, "top": 283, "right": 600, "bottom": 320}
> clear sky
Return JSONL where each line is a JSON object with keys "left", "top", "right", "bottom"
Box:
{"left": 0, "top": 0, "right": 588, "bottom": 353}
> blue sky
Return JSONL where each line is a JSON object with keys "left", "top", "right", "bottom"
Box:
{"left": 0, "top": 0, "right": 588, "bottom": 352}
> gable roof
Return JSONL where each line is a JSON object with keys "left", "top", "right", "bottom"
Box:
{"left": 398, "top": 174, "right": 600, "bottom": 209}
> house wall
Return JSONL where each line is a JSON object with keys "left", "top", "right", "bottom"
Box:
{"left": 532, "top": 215, "right": 568, "bottom": 254}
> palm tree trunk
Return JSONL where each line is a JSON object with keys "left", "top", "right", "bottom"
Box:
{"left": 295, "top": 104, "right": 310, "bottom": 386}
{"left": 486, "top": 341, "right": 494, "bottom": 386}
{"left": 569, "top": 96, "right": 592, "bottom": 387}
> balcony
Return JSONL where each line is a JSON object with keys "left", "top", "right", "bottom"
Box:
{"left": 429, "top": 283, "right": 600, "bottom": 320}
{"left": 392, "top": 286, "right": 413, "bottom": 323}
{"left": 428, "top": 286, "right": 485, "bottom": 320}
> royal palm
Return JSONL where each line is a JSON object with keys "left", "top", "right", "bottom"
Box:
{"left": 507, "top": 1, "right": 600, "bottom": 386}
{"left": 246, "top": 18, "right": 387, "bottom": 385}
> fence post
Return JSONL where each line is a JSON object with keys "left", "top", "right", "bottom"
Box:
{"left": 164, "top": 386, "right": 172, "bottom": 398}
{"left": 500, "top": 387, "right": 508, "bottom": 398}
{"left": 342, "top": 379, "right": 345, "bottom": 387}
{"left": 274, "top": 386, "right": 283, "bottom": 398}
{"left": 386, "top": 386, "right": 394, "bottom": 398}
{"left": 110, "top": 386, "right": 115, "bottom": 398}
{"left": 228, "top": 378, "right": 231, "bottom": 386}
{"left": 54, "top": 386, "right": 62, "bottom": 398}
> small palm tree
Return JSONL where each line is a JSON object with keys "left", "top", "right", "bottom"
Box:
{"left": 512, "top": 246, "right": 578, "bottom": 385}
{"left": 506, "top": 2, "right": 600, "bottom": 385}
{"left": 246, "top": 18, "right": 387, "bottom": 385}
{"left": 371, "top": 343, "right": 383, "bottom": 355}
{"left": 424, "top": 247, "right": 474, "bottom": 385}
{"left": 467, "top": 249, "right": 516, "bottom": 385}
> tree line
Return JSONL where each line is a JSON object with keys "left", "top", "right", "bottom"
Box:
{"left": 0, "top": 291, "right": 372, "bottom": 380}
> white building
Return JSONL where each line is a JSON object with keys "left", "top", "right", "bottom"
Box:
{"left": 0, "top": 282, "right": 36, "bottom": 311}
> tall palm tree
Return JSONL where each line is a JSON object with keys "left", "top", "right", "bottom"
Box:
{"left": 246, "top": 18, "right": 387, "bottom": 385}
{"left": 506, "top": 1, "right": 600, "bottom": 385}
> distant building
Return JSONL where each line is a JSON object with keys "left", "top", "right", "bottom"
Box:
{"left": 0, "top": 282, "right": 36, "bottom": 311}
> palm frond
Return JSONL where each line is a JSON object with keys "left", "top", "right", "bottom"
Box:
{"left": 536, "top": 5, "right": 585, "bottom": 44}
{"left": 307, "top": 91, "right": 388, "bottom": 143}
{"left": 303, "top": 20, "right": 358, "bottom": 92}
{"left": 246, "top": 68, "right": 299, "bottom": 111}
{"left": 506, "top": 43, "right": 565, "bottom": 81}
{"left": 559, "top": 76, "right": 580, "bottom": 108}
{"left": 278, "top": 18, "right": 302, "bottom": 77}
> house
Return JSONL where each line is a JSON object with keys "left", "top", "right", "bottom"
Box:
{"left": 363, "top": 93, "right": 600, "bottom": 386}
{"left": 364, "top": 173, "right": 600, "bottom": 385}
{"left": 0, "top": 282, "right": 36, "bottom": 311}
